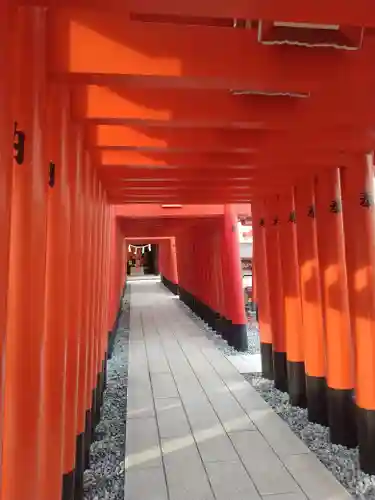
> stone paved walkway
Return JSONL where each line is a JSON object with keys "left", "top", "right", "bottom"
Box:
{"left": 125, "top": 279, "right": 352, "bottom": 500}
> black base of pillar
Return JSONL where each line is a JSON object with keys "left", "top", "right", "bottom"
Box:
{"left": 357, "top": 406, "right": 375, "bottom": 474}
{"left": 108, "top": 330, "right": 114, "bottom": 360}
{"left": 91, "top": 388, "right": 98, "bottom": 435}
{"left": 218, "top": 317, "right": 230, "bottom": 339}
{"left": 62, "top": 470, "right": 75, "bottom": 500}
{"left": 273, "top": 351, "right": 288, "bottom": 393}
{"left": 72, "top": 382, "right": 105, "bottom": 499}
{"left": 161, "top": 275, "right": 179, "bottom": 295}
{"left": 305, "top": 375, "right": 329, "bottom": 426}
{"left": 260, "top": 342, "right": 273, "bottom": 380}
{"left": 327, "top": 387, "right": 357, "bottom": 447}
{"left": 84, "top": 409, "right": 92, "bottom": 468}
{"left": 224, "top": 322, "right": 248, "bottom": 351}
{"left": 101, "top": 357, "right": 107, "bottom": 405}
{"left": 95, "top": 372, "right": 102, "bottom": 426}
{"left": 75, "top": 432, "right": 85, "bottom": 500}
{"left": 287, "top": 361, "right": 307, "bottom": 408}
{"left": 213, "top": 312, "right": 223, "bottom": 333}
{"left": 179, "top": 286, "right": 248, "bottom": 352}
{"left": 208, "top": 309, "right": 217, "bottom": 329}
{"left": 203, "top": 306, "right": 216, "bottom": 330}
{"left": 195, "top": 299, "right": 203, "bottom": 319}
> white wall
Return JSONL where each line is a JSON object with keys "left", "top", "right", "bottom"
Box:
{"left": 240, "top": 242, "right": 252, "bottom": 259}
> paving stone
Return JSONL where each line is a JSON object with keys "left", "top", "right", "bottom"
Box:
{"left": 125, "top": 467, "right": 168, "bottom": 500}
{"left": 124, "top": 281, "right": 353, "bottom": 500}
{"left": 229, "top": 431, "right": 302, "bottom": 496}
{"left": 206, "top": 461, "right": 261, "bottom": 500}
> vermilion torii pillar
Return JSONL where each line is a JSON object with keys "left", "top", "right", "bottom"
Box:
{"left": 265, "top": 197, "right": 288, "bottom": 392}
{"left": 251, "top": 201, "right": 273, "bottom": 380}
{"left": 39, "top": 84, "right": 71, "bottom": 500}
{"left": 2, "top": 7, "right": 49, "bottom": 500}
{"left": 0, "top": 0, "right": 14, "bottom": 480}
{"left": 159, "top": 238, "right": 179, "bottom": 294}
{"left": 221, "top": 205, "right": 248, "bottom": 351}
{"left": 295, "top": 178, "right": 328, "bottom": 426}
{"left": 278, "top": 191, "right": 306, "bottom": 408}
{"left": 316, "top": 168, "right": 356, "bottom": 448}
{"left": 65, "top": 125, "right": 85, "bottom": 500}
{"left": 341, "top": 155, "right": 375, "bottom": 473}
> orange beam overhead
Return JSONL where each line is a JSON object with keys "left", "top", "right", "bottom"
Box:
{"left": 97, "top": 150, "right": 259, "bottom": 167}
{"left": 87, "top": 125, "right": 372, "bottom": 153}
{"left": 108, "top": 187, "right": 283, "bottom": 198}
{"left": 96, "top": 149, "right": 350, "bottom": 169}
{"left": 74, "top": 86, "right": 375, "bottom": 128}
{"left": 97, "top": 170, "right": 302, "bottom": 187}
{"left": 50, "top": 10, "right": 375, "bottom": 93}
{"left": 98, "top": 167, "right": 259, "bottom": 180}
{"left": 19, "top": 0, "right": 375, "bottom": 27}
{"left": 88, "top": 125, "right": 259, "bottom": 151}
{"left": 111, "top": 195, "right": 266, "bottom": 204}
{"left": 102, "top": 168, "right": 319, "bottom": 185}
{"left": 115, "top": 204, "right": 226, "bottom": 217}
{"left": 106, "top": 179, "right": 287, "bottom": 190}
{"left": 127, "top": 0, "right": 375, "bottom": 28}
{"left": 103, "top": 172, "right": 312, "bottom": 188}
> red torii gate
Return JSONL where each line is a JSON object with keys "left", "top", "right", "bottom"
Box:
{"left": 1, "top": 1, "right": 375, "bottom": 500}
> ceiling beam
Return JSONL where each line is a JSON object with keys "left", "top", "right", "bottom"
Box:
{"left": 50, "top": 10, "right": 375, "bottom": 92}
{"left": 73, "top": 86, "right": 375, "bottom": 128}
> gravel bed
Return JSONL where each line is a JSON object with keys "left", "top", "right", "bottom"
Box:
{"left": 83, "top": 293, "right": 130, "bottom": 500}
{"left": 244, "top": 373, "right": 375, "bottom": 499}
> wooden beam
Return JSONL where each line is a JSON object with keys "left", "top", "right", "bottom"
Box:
{"left": 127, "top": 0, "right": 375, "bottom": 28}
{"left": 50, "top": 9, "right": 375, "bottom": 92}
{"left": 20, "top": 0, "right": 375, "bottom": 28}
{"left": 95, "top": 149, "right": 351, "bottom": 168}
{"left": 73, "top": 86, "right": 375, "bottom": 127}
{"left": 86, "top": 124, "right": 372, "bottom": 152}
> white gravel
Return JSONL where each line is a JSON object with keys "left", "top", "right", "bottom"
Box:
{"left": 245, "top": 374, "right": 375, "bottom": 499}
{"left": 83, "top": 293, "right": 129, "bottom": 500}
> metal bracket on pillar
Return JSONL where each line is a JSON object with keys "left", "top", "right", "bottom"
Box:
{"left": 48, "top": 161, "right": 56, "bottom": 188}
{"left": 13, "top": 121, "right": 25, "bottom": 165}
{"left": 329, "top": 199, "right": 342, "bottom": 213}
{"left": 288, "top": 210, "right": 297, "bottom": 223}
{"left": 307, "top": 204, "right": 315, "bottom": 218}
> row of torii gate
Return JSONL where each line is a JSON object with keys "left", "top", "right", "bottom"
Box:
{"left": 2, "top": 1, "right": 375, "bottom": 500}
